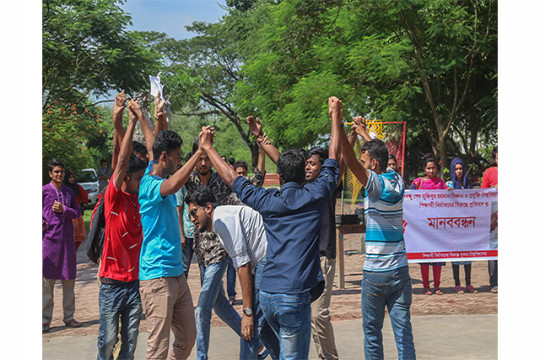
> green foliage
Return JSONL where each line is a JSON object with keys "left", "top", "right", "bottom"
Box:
{"left": 42, "top": 0, "right": 161, "bottom": 184}
{"left": 42, "top": 0, "right": 160, "bottom": 106}
{"left": 41, "top": 0, "right": 497, "bottom": 180}
{"left": 233, "top": 0, "right": 497, "bottom": 173}
{"left": 42, "top": 101, "right": 109, "bottom": 184}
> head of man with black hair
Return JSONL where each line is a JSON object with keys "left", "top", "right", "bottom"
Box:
{"left": 185, "top": 188, "right": 217, "bottom": 233}
{"left": 192, "top": 139, "right": 212, "bottom": 176}
{"left": 151, "top": 130, "right": 183, "bottom": 177}
{"left": 360, "top": 139, "right": 389, "bottom": 175}
{"left": 132, "top": 141, "right": 148, "bottom": 165}
{"left": 388, "top": 154, "right": 397, "bottom": 172}
{"left": 492, "top": 146, "right": 498, "bottom": 167}
{"left": 123, "top": 154, "right": 147, "bottom": 194}
{"left": 305, "top": 147, "right": 328, "bottom": 183}
{"left": 277, "top": 149, "right": 306, "bottom": 185}
{"left": 234, "top": 160, "right": 249, "bottom": 178}
{"left": 48, "top": 158, "right": 66, "bottom": 188}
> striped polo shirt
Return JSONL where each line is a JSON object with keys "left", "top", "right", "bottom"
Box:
{"left": 363, "top": 169, "right": 408, "bottom": 272}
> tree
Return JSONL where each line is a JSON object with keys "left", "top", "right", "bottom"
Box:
{"left": 137, "top": 11, "right": 265, "bottom": 168}
{"left": 43, "top": 0, "right": 161, "bottom": 181}
{"left": 233, "top": 0, "right": 497, "bottom": 175}
{"left": 42, "top": 101, "right": 110, "bottom": 183}
{"left": 42, "top": 0, "right": 160, "bottom": 107}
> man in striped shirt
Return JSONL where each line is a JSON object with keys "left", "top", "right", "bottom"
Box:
{"left": 339, "top": 118, "right": 416, "bottom": 360}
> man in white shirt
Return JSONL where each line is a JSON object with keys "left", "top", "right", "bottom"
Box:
{"left": 185, "top": 188, "right": 280, "bottom": 360}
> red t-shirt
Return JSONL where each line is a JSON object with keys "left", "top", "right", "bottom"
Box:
{"left": 98, "top": 176, "right": 143, "bottom": 282}
{"left": 481, "top": 167, "right": 498, "bottom": 188}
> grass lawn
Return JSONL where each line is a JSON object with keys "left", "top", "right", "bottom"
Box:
{"left": 82, "top": 206, "right": 94, "bottom": 233}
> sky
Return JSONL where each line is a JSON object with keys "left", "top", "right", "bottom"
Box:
{"left": 122, "top": 0, "right": 228, "bottom": 40}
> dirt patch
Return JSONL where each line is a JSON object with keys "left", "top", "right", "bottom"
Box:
{"left": 42, "top": 234, "right": 497, "bottom": 338}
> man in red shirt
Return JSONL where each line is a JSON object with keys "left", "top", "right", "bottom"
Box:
{"left": 481, "top": 146, "right": 498, "bottom": 293}
{"left": 97, "top": 99, "right": 148, "bottom": 360}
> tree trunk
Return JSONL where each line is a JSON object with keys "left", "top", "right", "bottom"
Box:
{"left": 200, "top": 93, "right": 260, "bottom": 170}
{"left": 438, "top": 132, "right": 448, "bottom": 181}
{"left": 249, "top": 143, "right": 259, "bottom": 171}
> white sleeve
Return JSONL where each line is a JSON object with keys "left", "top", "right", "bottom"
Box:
{"left": 213, "top": 213, "right": 250, "bottom": 269}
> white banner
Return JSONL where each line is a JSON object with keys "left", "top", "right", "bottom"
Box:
{"left": 403, "top": 188, "right": 498, "bottom": 263}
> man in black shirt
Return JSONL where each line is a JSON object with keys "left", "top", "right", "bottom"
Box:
{"left": 306, "top": 147, "right": 340, "bottom": 360}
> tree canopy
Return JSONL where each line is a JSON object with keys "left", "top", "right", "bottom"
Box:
{"left": 139, "top": 0, "right": 496, "bottom": 179}
{"left": 42, "top": 0, "right": 160, "bottom": 182}
{"left": 42, "top": 0, "right": 497, "bottom": 182}
{"left": 233, "top": 0, "right": 497, "bottom": 176}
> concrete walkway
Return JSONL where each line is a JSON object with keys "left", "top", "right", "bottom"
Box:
{"left": 42, "top": 314, "right": 497, "bottom": 359}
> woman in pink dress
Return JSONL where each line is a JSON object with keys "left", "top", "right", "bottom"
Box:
{"left": 410, "top": 155, "right": 447, "bottom": 295}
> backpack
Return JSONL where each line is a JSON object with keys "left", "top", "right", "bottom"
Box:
{"left": 86, "top": 186, "right": 107, "bottom": 264}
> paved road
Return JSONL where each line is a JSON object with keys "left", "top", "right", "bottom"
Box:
{"left": 42, "top": 314, "right": 497, "bottom": 359}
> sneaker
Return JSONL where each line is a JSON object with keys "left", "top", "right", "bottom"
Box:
{"left": 454, "top": 285, "right": 464, "bottom": 294}
{"left": 465, "top": 285, "right": 478, "bottom": 294}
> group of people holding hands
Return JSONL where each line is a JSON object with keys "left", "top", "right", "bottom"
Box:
{"left": 43, "top": 90, "right": 496, "bottom": 360}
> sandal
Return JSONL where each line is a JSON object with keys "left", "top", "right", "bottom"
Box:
{"left": 64, "top": 319, "right": 81, "bottom": 328}
{"left": 454, "top": 286, "right": 464, "bottom": 294}
{"left": 491, "top": 287, "right": 498, "bottom": 293}
{"left": 434, "top": 288, "right": 444, "bottom": 295}
{"left": 229, "top": 297, "right": 235, "bottom": 306}
{"left": 42, "top": 323, "right": 51, "bottom": 333}
{"left": 423, "top": 287, "right": 432, "bottom": 295}
{"left": 465, "top": 285, "right": 478, "bottom": 294}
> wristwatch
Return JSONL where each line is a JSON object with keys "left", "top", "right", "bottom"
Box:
{"left": 243, "top": 307, "right": 253, "bottom": 317}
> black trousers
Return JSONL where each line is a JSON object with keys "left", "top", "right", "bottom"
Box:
{"left": 488, "top": 260, "right": 498, "bottom": 289}
{"left": 452, "top": 263, "right": 472, "bottom": 286}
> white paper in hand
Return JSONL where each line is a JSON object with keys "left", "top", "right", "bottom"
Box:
{"left": 149, "top": 72, "right": 166, "bottom": 102}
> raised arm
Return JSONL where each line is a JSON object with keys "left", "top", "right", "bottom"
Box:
{"left": 337, "top": 127, "right": 359, "bottom": 186}
{"left": 337, "top": 111, "right": 370, "bottom": 186}
{"left": 256, "top": 141, "right": 266, "bottom": 175}
{"left": 199, "top": 126, "right": 239, "bottom": 187}
{"left": 328, "top": 96, "right": 341, "bottom": 161}
{"left": 131, "top": 100, "right": 155, "bottom": 161}
{"left": 112, "top": 90, "right": 127, "bottom": 170}
{"left": 113, "top": 99, "right": 139, "bottom": 187}
{"left": 153, "top": 92, "right": 168, "bottom": 137}
{"left": 353, "top": 116, "right": 373, "bottom": 143}
{"left": 247, "top": 116, "right": 280, "bottom": 164}
{"left": 159, "top": 148, "right": 203, "bottom": 197}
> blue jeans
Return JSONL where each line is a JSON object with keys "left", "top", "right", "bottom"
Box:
{"left": 182, "top": 236, "right": 194, "bottom": 279}
{"left": 259, "top": 290, "right": 312, "bottom": 360}
{"left": 227, "top": 257, "right": 237, "bottom": 299}
{"left": 196, "top": 259, "right": 255, "bottom": 360}
{"left": 362, "top": 267, "right": 416, "bottom": 360}
{"left": 97, "top": 280, "right": 142, "bottom": 360}
{"left": 254, "top": 259, "right": 280, "bottom": 360}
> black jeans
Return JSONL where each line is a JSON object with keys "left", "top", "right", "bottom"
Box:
{"left": 488, "top": 260, "right": 498, "bottom": 289}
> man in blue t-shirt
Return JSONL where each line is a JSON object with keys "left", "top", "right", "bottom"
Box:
{"left": 339, "top": 117, "right": 416, "bottom": 359}
{"left": 138, "top": 129, "right": 210, "bottom": 360}
{"left": 196, "top": 97, "right": 342, "bottom": 359}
